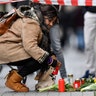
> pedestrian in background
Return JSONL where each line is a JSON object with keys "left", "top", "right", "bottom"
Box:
{"left": 50, "top": 23, "right": 67, "bottom": 78}
{"left": 59, "top": 6, "right": 85, "bottom": 51}
{"left": 82, "top": 7, "right": 96, "bottom": 78}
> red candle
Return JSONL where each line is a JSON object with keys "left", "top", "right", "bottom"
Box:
{"left": 73, "top": 79, "right": 81, "bottom": 90}
{"left": 58, "top": 79, "right": 65, "bottom": 92}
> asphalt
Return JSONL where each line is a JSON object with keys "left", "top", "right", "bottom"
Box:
{"left": 0, "top": 33, "right": 95, "bottom": 96}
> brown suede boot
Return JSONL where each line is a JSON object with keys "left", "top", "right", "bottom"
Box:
{"left": 5, "top": 69, "right": 29, "bottom": 92}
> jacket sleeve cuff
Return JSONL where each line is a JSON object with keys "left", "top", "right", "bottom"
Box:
{"left": 38, "top": 52, "right": 49, "bottom": 63}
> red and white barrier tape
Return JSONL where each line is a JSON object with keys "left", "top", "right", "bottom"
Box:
{"left": 0, "top": 0, "right": 24, "bottom": 4}
{"left": 0, "top": 0, "right": 96, "bottom": 6}
{"left": 32, "top": 0, "right": 96, "bottom": 6}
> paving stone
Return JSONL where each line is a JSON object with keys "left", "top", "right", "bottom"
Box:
{"left": 83, "top": 92, "right": 94, "bottom": 96}
{"left": 71, "top": 92, "right": 82, "bottom": 96}
{"left": 13, "top": 92, "right": 26, "bottom": 96}
{"left": 48, "top": 92, "right": 59, "bottom": 96}
{"left": 24, "top": 91, "right": 36, "bottom": 96}
{"left": 59, "top": 92, "right": 71, "bottom": 96}
{"left": 1, "top": 91, "right": 16, "bottom": 96}
{"left": 0, "top": 87, "right": 9, "bottom": 94}
{"left": 35, "top": 91, "right": 48, "bottom": 96}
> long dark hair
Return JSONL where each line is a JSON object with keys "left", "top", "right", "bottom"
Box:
{"left": 40, "top": 4, "right": 58, "bottom": 18}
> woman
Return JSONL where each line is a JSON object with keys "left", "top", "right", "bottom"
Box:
{"left": 0, "top": 4, "right": 59, "bottom": 92}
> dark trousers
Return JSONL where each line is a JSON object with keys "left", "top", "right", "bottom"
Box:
{"left": 8, "top": 58, "right": 47, "bottom": 77}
